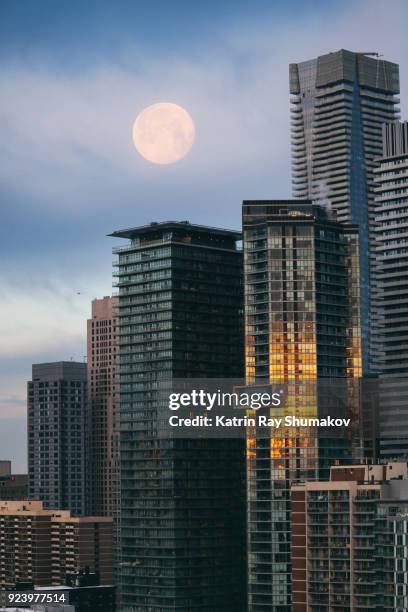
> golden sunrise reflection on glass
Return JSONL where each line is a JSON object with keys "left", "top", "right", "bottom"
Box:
{"left": 132, "top": 102, "right": 195, "bottom": 165}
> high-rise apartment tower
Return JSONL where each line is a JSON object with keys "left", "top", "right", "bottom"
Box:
{"left": 87, "top": 296, "right": 119, "bottom": 517}
{"left": 243, "top": 200, "right": 362, "bottom": 611}
{"left": 292, "top": 462, "right": 408, "bottom": 611}
{"left": 28, "top": 362, "right": 87, "bottom": 516}
{"left": 110, "top": 221, "right": 246, "bottom": 611}
{"left": 374, "top": 121, "right": 408, "bottom": 459}
{"left": 290, "top": 49, "right": 400, "bottom": 370}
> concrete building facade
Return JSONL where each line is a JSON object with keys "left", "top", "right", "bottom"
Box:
{"left": 0, "top": 500, "right": 113, "bottom": 590}
{"left": 28, "top": 362, "right": 88, "bottom": 516}
{"left": 0, "top": 461, "right": 28, "bottom": 501}
{"left": 291, "top": 463, "right": 408, "bottom": 611}
{"left": 373, "top": 121, "right": 408, "bottom": 459}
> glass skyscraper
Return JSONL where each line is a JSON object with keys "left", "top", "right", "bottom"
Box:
{"left": 243, "top": 200, "right": 362, "bottom": 611}
{"left": 110, "top": 221, "right": 246, "bottom": 611}
{"left": 290, "top": 49, "right": 400, "bottom": 371}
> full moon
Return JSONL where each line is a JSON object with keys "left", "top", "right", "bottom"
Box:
{"left": 132, "top": 102, "right": 195, "bottom": 165}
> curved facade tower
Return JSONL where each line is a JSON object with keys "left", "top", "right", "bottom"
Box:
{"left": 290, "top": 49, "right": 400, "bottom": 371}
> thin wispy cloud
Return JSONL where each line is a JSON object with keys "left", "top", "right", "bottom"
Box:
{"left": 0, "top": 286, "right": 84, "bottom": 359}
{"left": 0, "top": 268, "right": 110, "bottom": 359}
{"left": 0, "top": 393, "right": 27, "bottom": 420}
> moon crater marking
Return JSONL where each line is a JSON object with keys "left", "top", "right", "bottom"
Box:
{"left": 132, "top": 102, "right": 195, "bottom": 165}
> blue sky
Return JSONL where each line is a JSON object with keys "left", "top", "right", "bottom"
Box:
{"left": 1, "top": 1, "right": 342, "bottom": 58}
{"left": 1, "top": 0, "right": 408, "bottom": 470}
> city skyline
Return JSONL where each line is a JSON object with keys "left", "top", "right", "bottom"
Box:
{"left": 1, "top": 1, "right": 408, "bottom": 468}
{"left": 2, "top": 5, "right": 408, "bottom": 610}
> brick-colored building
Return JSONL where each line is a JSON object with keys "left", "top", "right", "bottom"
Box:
{"left": 87, "top": 297, "right": 119, "bottom": 518}
{"left": 292, "top": 463, "right": 408, "bottom": 611}
{"left": 0, "top": 501, "right": 113, "bottom": 589}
